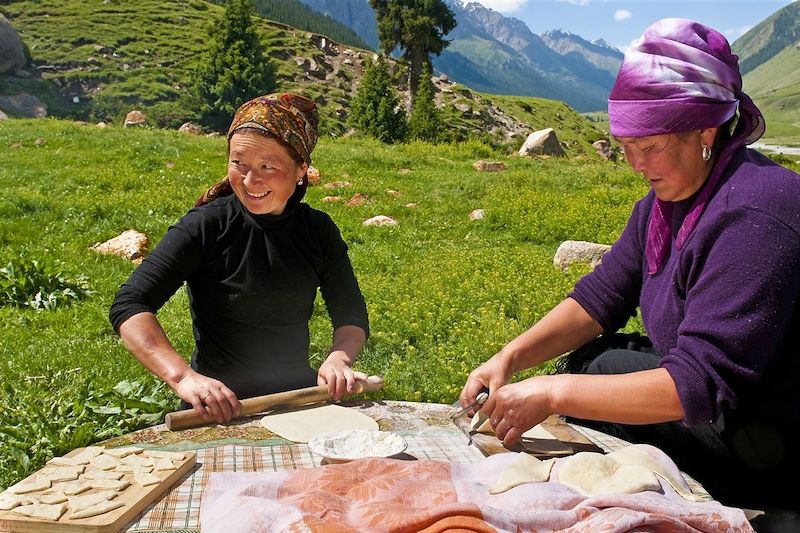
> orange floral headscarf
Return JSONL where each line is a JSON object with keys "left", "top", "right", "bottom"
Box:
{"left": 196, "top": 93, "right": 319, "bottom": 207}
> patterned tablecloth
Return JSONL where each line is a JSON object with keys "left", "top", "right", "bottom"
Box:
{"left": 94, "top": 400, "right": 706, "bottom": 533}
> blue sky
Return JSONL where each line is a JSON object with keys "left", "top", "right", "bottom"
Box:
{"left": 469, "top": 0, "right": 797, "bottom": 52}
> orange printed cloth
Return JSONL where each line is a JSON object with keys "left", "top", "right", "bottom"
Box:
{"left": 200, "top": 448, "right": 753, "bottom": 533}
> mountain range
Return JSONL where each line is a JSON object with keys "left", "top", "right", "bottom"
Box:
{"left": 297, "top": 0, "right": 623, "bottom": 112}
{"left": 1, "top": 0, "right": 798, "bottom": 143}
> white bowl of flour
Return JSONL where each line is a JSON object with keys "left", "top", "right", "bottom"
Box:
{"left": 308, "top": 429, "right": 407, "bottom": 463}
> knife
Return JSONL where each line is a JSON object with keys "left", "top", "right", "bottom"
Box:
{"left": 449, "top": 387, "right": 489, "bottom": 420}
{"left": 165, "top": 375, "right": 385, "bottom": 431}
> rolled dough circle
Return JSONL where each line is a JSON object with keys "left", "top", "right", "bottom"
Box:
{"left": 259, "top": 404, "right": 378, "bottom": 443}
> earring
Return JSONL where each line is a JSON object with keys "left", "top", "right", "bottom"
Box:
{"left": 297, "top": 177, "right": 304, "bottom": 185}
{"left": 702, "top": 144, "right": 712, "bottom": 161}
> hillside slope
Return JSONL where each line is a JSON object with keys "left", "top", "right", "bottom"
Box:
{"left": 735, "top": 1, "right": 800, "bottom": 143}
{"left": 299, "top": 0, "right": 622, "bottom": 112}
{"left": 734, "top": 1, "right": 800, "bottom": 76}
{"left": 0, "top": 0, "right": 607, "bottom": 156}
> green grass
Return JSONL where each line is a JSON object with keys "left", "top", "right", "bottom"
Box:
{"left": 0, "top": 118, "right": 646, "bottom": 487}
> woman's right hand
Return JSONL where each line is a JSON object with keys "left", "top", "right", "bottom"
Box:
{"left": 458, "top": 352, "right": 515, "bottom": 417}
{"left": 174, "top": 371, "right": 240, "bottom": 423}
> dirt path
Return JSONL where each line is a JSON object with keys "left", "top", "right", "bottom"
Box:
{"left": 751, "top": 142, "right": 800, "bottom": 156}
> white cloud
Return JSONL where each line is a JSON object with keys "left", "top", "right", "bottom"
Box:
{"left": 469, "top": 0, "right": 529, "bottom": 12}
{"left": 614, "top": 9, "right": 631, "bottom": 22}
{"left": 557, "top": 0, "right": 590, "bottom": 5}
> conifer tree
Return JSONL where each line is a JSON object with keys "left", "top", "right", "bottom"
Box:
{"left": 407, "top": 61, "right": 442, "bottom": 142}
{"left": 192, "top": 0, "right": 276, "bottom": 132}
{"left": 370, "top": 0, "right": 456, "bottom": 112}
{"left": 348, "top": 56, "right": 407, "bottom": 143}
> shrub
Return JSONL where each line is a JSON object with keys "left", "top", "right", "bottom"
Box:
{"left": 348, "top": 56, "right": 407, "bottom": 143}
{"left": 0, "top": 259, "right": 92, "bottom": 310}
{"left": 191, "top": 0, "right": 277, "bottom": 132}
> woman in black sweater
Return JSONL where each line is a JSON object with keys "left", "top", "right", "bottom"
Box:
{"left": 110, "top": 93, "right": 369, "bottom": 424}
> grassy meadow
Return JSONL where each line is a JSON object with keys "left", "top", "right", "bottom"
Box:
{"left": 1, "top": 117, "right": 645, "bottom": 487}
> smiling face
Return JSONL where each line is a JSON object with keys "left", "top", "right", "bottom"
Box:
{"left": 616, "top": 128, "right": 718, "bottom": 202}
{"left": 227, "top": 131, "right": 308, "bottom": 215}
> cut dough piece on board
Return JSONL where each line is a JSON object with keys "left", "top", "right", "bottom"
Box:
{"left": 83, "top": 469, "right": 124, "bottom": 481}
{"left": 7, "top": 478, "right": 51, "bottom": 494}
{"left": 152, "top": 458, "right": 176, "bottom": 471}
{"left": 115, "top": 463, "right": 153, "bottom": 474}
{"left": 470, "top": 411, "right": 558, "bottom": 439}
{"left": 144, "top": 449, "right": 186, "bottom": 461}
{"left": 41, "top": 466, "right": 83, "bottom": 483}
{"left": 103, "top": 447, "right": 142, "bottom": 458}
{"left": 0, "top": 494, "right": 33, "bottom": 511}
{"left": 260, "top": 404, "right": 378, "bottom": 443}
{"left": 47, "top": 480, "right": 91, "bottom": 495}
{"left": 133, "top": 471, "right": 161, "bottom": 487}
{"left": 557, "top": 451, "right": 660, "bottom": 497}
{"left": 123, "top": 454, "right": 154, "bottom": 468}
{"left": 489, "top": 453, "right": 556, "bottom": 494}
{"left": 89, "top": 479, "right": 130, "bottom": 491}
{"left": 70, "top": 499, "right": 124, "bottom": 519}
{"left": 70, "top": 446, "right": 104, "bottom": 465}
{"left": 11, "top": 502, "right": 67, "bottom": 521}
{"left": 90, "top": 454, "right": 119, "bottom": 471}
{"left": 37, "top": 492, "right": 68, "bottom": 505}
{"left": 47, "top": 456, "right": 79, "bottom": 467}
{"left": 68, "top": 490, "right": 117, "bottom": 513}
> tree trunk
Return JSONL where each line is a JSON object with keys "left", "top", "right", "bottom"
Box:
{"left": 407, "top": 48, "right": 424, "bottom": 114}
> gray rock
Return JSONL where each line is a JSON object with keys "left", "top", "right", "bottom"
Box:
{"left": 592, "top": 139, "right": 617, "bottom": 161}
{"left": 519, "top": 128, "right": 566, "bottom": 157}
{"left": 0, "top": 93, "right": 47, "bottom": 118}
{"left": 553, "top": 240, "right": 612, "bottom": 271}
{"left": 0, "top": 14, "right": 27, "bottom": 74}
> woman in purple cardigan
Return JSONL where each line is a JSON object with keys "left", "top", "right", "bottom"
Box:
{"left": 459, "top": 19, "right": 800, "bottom": 517}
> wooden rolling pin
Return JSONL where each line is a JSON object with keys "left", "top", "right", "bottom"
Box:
{"left": 165, "top": 375, "right": 385, "bottom": 431}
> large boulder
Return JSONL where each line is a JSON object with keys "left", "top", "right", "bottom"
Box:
{"left": 518, "top": 128, "right": 566, "bottom": 157}
{"left": 553, "top": 240, "right": 612, "bottom": 271}
{"left": 592, "top": 140, "right": 617, "bottom": 161}
{"left": 124, "top": 110, "right": 146, "bottom": 128}
{"left": 178, "top": 122, "right": 202, "bottom": 135}
{"left": 91, "top": 229, "right": 149, "bottom": 263}
{"left": 0, "top": 14, "right": 27, "bottom": 74}
{"left": 0, "top": 93, "right": 47, "bottom": 118}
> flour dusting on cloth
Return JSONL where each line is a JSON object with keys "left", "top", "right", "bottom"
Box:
{"left": 199, "top": 444, "right": 753, "bottom": 533}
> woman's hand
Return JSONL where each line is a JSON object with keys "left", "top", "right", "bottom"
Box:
{"left": 318, "top": 351, "right": 368, "bottom": 401}
{"left": 174, "top": 371, "right": 240, "bottom": 424}
{"left": 458, "top": 352, "right": 515, "bottom": 417}
{"left": 481, "top": 376, "right": 555, "bottom": 446}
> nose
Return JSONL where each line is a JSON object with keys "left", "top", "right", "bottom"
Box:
{"left": 624, "top": 149, "right": 646, "bottom": 174}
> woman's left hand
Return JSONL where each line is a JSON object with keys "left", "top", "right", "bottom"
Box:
{"left": 318, "top": 351, "right": 368, "bottom": 401}
{"left": 481, "top": 376, "right": 555, "bottom": 446}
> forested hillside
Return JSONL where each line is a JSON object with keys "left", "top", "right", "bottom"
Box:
{"left": 208, "top": 0, "right": 371, "bottom": 50}
{"left": 0, "top": 0, "right": 608, "bottom": 155}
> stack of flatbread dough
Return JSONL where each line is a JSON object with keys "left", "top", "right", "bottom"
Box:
{"left": 489, "top": 446, "right": 706, "bottom": 501}
{"left": 0, "top": 446, "right": 189, "bottom": 522}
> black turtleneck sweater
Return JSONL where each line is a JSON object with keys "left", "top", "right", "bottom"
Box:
{"left": 110, "top": 195, "right": 369, "bottom": 399}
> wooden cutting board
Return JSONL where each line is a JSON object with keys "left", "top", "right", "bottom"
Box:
{"left": 453, "top": 413, "right": 602, "bottom": 458}
{"left": 0, "top": 447, "right": 196, "bottom": 533}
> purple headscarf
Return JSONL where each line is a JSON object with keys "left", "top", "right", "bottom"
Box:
{"left": 608, "top": 18, "right": 765, "bottom": 275}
